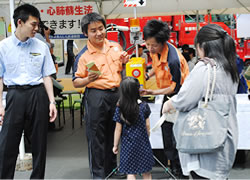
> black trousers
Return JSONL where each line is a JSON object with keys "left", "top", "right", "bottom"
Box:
{"left": 0, "top": 85, "right": 49, "bottom": 179}
{"left": 160, "top": 94, "right": 181, "bottom": 170}
{"left": 65, "top": 47, "right": 75, "bottom": 74}
{"left": 84, "top": 88, "right": 118, "bottom": 179}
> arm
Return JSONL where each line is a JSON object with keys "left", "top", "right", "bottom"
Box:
{"left": 148, "top": 67, "right": 155, "bottom": 77}
{"left": 43, "top": 28, "right": 53, "bottom": 54}
{"left": 145, "top": 68, "right": 155, "bottom": 81}
{"left": 162, "top": 99, "right": 175, "bottom": 114}
{"left": 73, "top": 72, "right": 99, "bottom": 88}
{"left": 73, "top": 41, "right": 79, "bottom": 52}
{"left": 171, "top": 62, "right": 206, "bottom": 112}
{"left": 44, "top": 28, "right": 51, "bottom": 45}
{"left": 113, "top": 122, "right": 122, "bottom": 154}
{"left": 144, "top": 86, "right": 175, "bottom": 96}
{"left": 0, "top": 78, "right": 4, "bottom": 122}
{"left": 143, "top": 53, "right": 148, "bottom": 64}
{"left": 43, "top": 76, "right": 57, "bottom": 122}
{"left": 120, "top": 51, "right": 129, "bottom": 64}
{"left": 142, "top": 81, "right": 175, "bottom": 95}
{"left": 143, "top": 66, "right": 176, "bottom": 95}
{"left": 73, "top": 54, "right": 99, "bottom": 88}
{"left": 73, "top": 77, "right": 89, "bottom": 88}
{"left": 146, "top": 118, "right": 150, "bottom": 136}
{"left": 64, "top": 40, "right": 67, "bottom": 54}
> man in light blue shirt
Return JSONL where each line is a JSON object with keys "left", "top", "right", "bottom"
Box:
{"left": 0, "top": 4, "right": 57, "bottom": 179}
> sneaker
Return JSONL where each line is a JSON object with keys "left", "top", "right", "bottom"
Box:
{"left": 109, "top": 171, "right": 126, "bottom": 179}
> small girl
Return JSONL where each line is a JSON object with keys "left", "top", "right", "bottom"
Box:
{"left": 112, "top": 77, "right": 154, "bottom": 180}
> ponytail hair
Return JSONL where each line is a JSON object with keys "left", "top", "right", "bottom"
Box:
{"left": 119, "top": 77, "right": 141, "bottom": 125}
{"left": 195, "top": 24, "right": 239, "bottom": 83}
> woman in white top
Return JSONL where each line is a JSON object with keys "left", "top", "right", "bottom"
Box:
{"left": 162, "top": 24, "right": 239, "bottom": 179}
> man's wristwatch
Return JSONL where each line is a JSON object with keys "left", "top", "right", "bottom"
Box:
{"left": 50, "top": 101, "right": 56, "bottom": 105}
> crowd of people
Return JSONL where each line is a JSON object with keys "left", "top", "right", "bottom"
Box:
{"left": 0, "top": 3, "right": 249, "bottom": 180}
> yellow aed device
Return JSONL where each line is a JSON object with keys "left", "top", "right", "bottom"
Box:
{"left": 126, "top": 57, "right": 146, "bottom": 87}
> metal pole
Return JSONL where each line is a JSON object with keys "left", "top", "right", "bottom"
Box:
{"left": 195, "top": 10, "right": 199, "bottom": 58}
{"left": 19, "top": 133, "right": 25, "bottom": 160}
{"left": 133, "top": 7, "right": 138, "bottom": 58}
{"left": 9, "top": 0, "right": 25, "bottom": 160}
{"left": 9, "top": 0, "right": 15, "bottom": 35}
{"left": 207, "top": 9, "right": 211, "bottom": 24}
{"left": 196, "top": 10, "right": 200, "bottom": 31}
{"left": 133, "top": 6, "right": 137, "bottom": 19}
{"left": 153, "top": 155, "right": 177, "bottom": 179}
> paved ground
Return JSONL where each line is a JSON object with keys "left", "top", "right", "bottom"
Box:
{"left": 13, "top": 109, "right": 250, "bottom": 179}
{"left": 13, "top": 66, "right": 250, "bottom": 179}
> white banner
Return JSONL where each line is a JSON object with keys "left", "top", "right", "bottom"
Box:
{"left": 36, "top": 2, "right": 98, "bottom": 39}
{"left": 237, "top": 14, "right": 250, "bottom": 38}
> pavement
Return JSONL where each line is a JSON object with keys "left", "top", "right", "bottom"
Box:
{"left": 13, "top": 66, "right": 250, "bottom": 179}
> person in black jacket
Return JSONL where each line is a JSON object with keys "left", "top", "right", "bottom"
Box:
{"left": 65, "top": 40, "right": 78, "bottom": 74}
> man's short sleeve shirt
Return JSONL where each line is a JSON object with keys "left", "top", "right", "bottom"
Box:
{"left": 0, "top": 34, "right": 56, "bottom": 86}
{"left": 75, "top": 39, "right": 123, "bottom": 90}
{"left": 151, "top": 42, "right": 189, "bottom": 93}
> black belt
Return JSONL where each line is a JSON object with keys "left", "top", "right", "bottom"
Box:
{"left": 7, "top": 84, "right": 43, "bottom": 89}
{"left": 107, "top": 87, "right": 118, "bottom": 92}
{"left": 88, "top": 87, "right": 118, "bottom": 92}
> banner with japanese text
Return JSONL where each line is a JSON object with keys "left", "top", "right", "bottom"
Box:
{"left": 36, "top": 2, "right": 98, "bottom": 39}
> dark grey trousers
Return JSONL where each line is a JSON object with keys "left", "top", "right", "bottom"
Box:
{"left": 0, "top": 84, "right": 49, "bottom": 179}
{"left": 84, "top": 88, "right": 118, "bottom": 179}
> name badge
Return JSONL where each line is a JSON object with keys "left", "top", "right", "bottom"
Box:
{"left": 165, "top": 66, "right": 169, "bottom": 71}
{"left": 113, "top": 47, "right": 119, "bottom": 52}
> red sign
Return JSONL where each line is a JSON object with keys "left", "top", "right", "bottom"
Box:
{"left": 132, "top": 69, "right": 141, "bottom": 78}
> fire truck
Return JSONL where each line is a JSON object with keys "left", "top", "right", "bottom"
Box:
{"left": 106, "top": 14, "right": 250, "bottom": 66}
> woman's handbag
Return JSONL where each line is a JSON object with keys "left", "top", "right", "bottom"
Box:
{"left": 173, "top": 58, "right": 230, "bottom": 154}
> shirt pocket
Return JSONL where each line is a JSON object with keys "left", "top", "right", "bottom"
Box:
{"left": 155, "top": 65, "right": 166, "bottom": 80}
{"left": 110, "top": 51, "right": 122, "bottom": 72}
{"left": 5, "top": 59, "right": 18, "bottom": 74}
{"left": 28, "top": 55, "right": 43, "bottom": 77}
{"left": 162, "top": 64, "right": 171, "bottom": 80}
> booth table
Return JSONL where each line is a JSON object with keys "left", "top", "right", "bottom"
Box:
{"left": 148, "top": 94, "right": 250, "bottom": 150}
{"left": 236, "top": 94, "right": 250, "bottom": 150}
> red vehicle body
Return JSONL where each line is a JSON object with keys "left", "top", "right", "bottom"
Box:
{"left": 106, "top": 14, "right": 250, "bottom": 65}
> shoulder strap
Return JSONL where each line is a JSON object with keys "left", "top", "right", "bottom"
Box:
{"left": 204, "top": 60, "right": 217, "bottom": 106}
